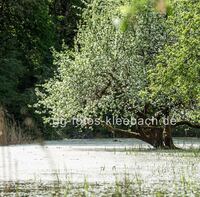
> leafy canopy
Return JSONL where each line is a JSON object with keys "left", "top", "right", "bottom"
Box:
{"left": 149, "top": 0, "right": 200, "bottom": 122}
{"left": 0, "top": 0, "right": 54, "bottom": 113}
{"left": 36, "top": 0, "right": 168, "bottom": 123}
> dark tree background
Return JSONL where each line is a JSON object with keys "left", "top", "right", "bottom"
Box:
{"left": 0, "top": 0, "right": 83, "bottom": 138}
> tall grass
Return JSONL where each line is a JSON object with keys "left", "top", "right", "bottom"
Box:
{"left": 1, "top": 173, "right": 200, "bottom": 197}
{"left": 0, "top": 107, "right": 32, "bottom": 145}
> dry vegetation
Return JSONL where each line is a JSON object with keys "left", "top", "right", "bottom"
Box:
{"left": 0, "top": 107, "right": 32, "bottom": 145}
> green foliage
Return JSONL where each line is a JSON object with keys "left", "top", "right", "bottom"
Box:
{"left": 0, "top": 0, "right": 55, "bottom": 114}
{"left": 49, "top": 0, "right": 84, "bottom": 49}
{"left": 120, "top": 0, "right": 172, "bottom": 31}
{"left": 36, "top": 0, "right": 168, "bottom": 123}
{"left": 2, "top": 0, "right": 196, "bottom": 135}
{"left": 120, "top": 0, "right": 149, "bottom": 17}
{"left": 0, "top": 0, "right": 85, "bottom": 139}
{"left": 119, "top": 0, "right": 150, "bottom": 31}
{"left": 149, "top": 0, "right": 200, "bottom": 122}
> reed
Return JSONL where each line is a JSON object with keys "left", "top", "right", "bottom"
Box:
{"left": 0, "top": 107, "right": 31, "bottom": 145}
{"left": 0, "top": 107, "right": 7, "bottom": 145}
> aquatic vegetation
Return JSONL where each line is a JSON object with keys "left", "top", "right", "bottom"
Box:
{"left": 0, "top": 138, "right": 200, "bottom": 196}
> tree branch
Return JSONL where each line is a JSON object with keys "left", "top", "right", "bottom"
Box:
{"left": 174, "top": 121, "right": 200, "bottom": 129}
{"left": 100, "top": 122, "right": 164, "bottom": 148}
{"left": 101, "top": 121, "right": 141, "bottom": 138}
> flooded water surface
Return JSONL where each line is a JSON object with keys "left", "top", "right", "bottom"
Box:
{"left": 0, "top": 138, "right": 200, "bottom": 196}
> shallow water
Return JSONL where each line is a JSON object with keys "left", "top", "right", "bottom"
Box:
{"left": 0, "top": 138, "right": 200, "bottom": 196}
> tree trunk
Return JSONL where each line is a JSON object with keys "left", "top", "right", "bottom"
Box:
{"left": 163, "top": 124, "right": 176, "bottom": 149}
